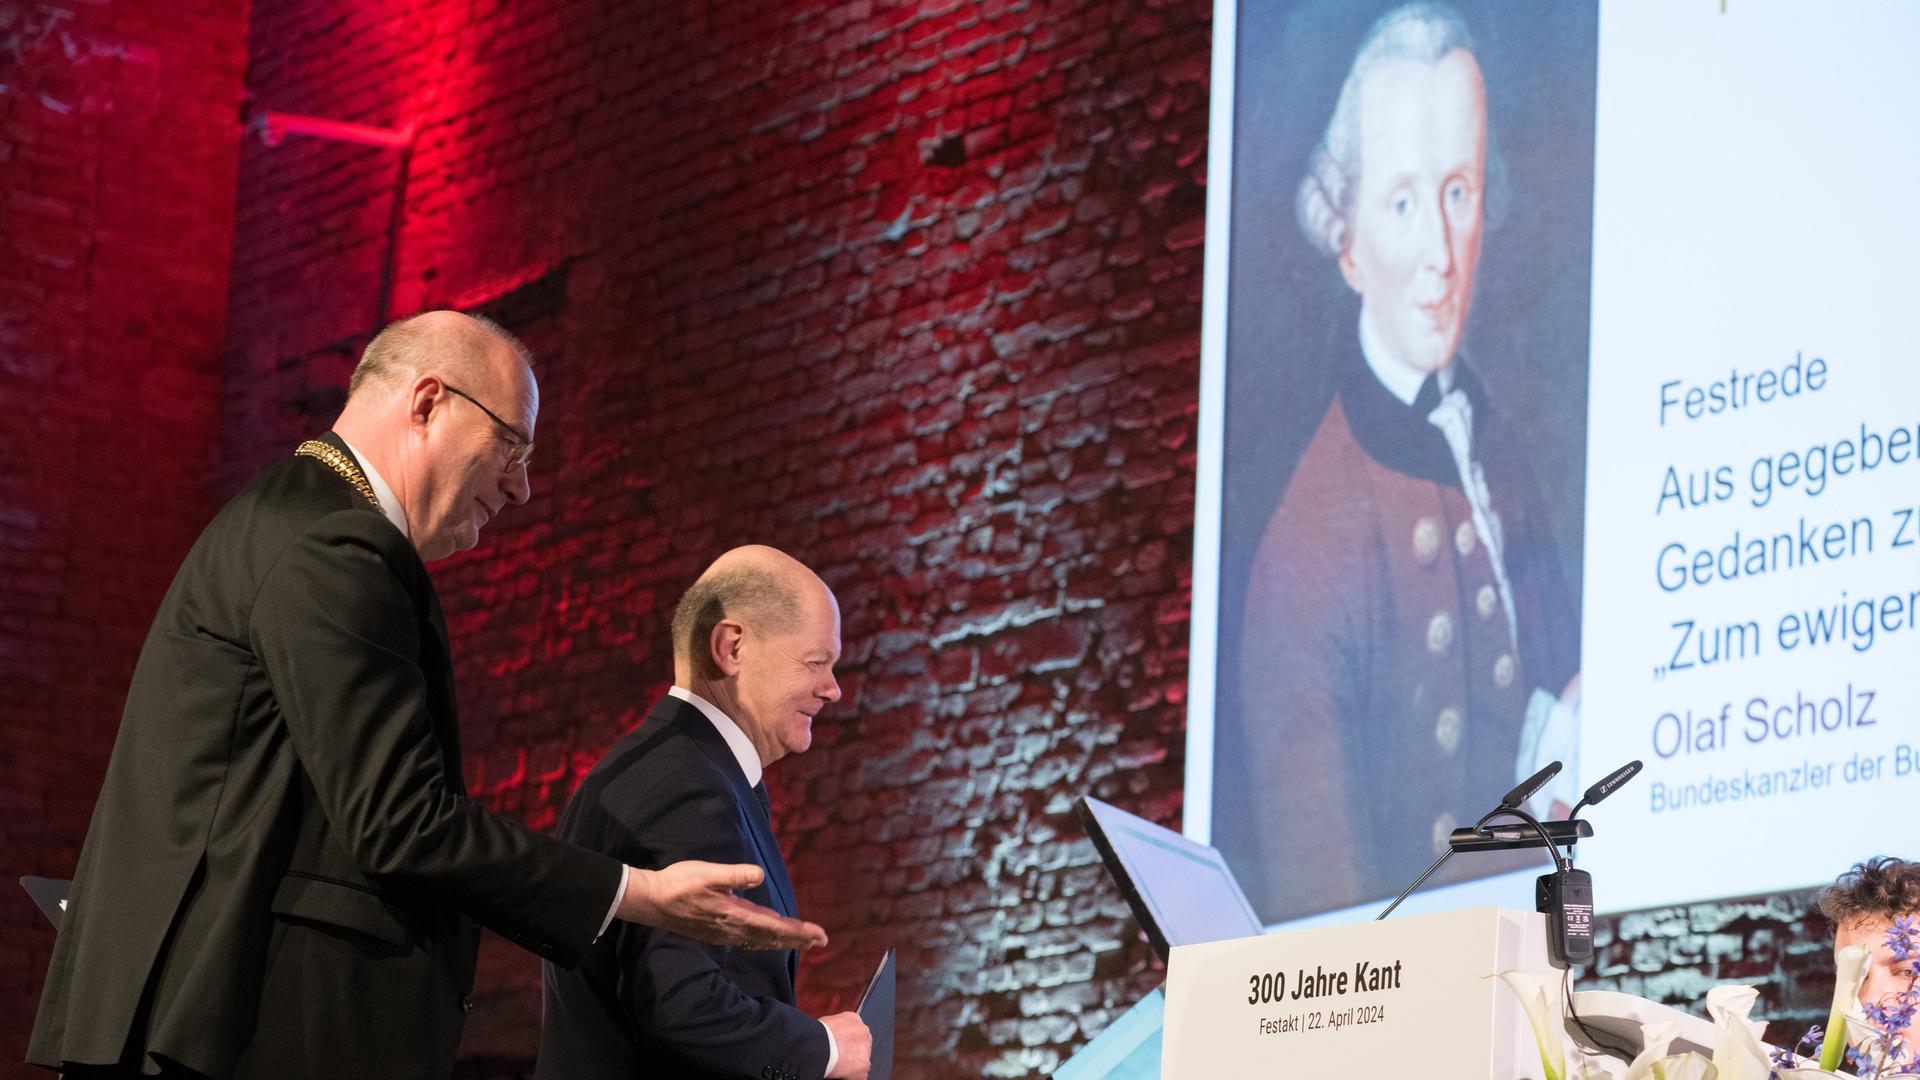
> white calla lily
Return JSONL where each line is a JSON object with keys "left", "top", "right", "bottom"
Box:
{"left": 1703, "top": 985, "right": 1772, "bottom": 1080}
{"left": 1656, "top": 1055, "right": 1720, "bottom": 1080}
{"left": 1619, "top": 1020, "right": 1685, "bottom": 1080}
{"left": 1493, "top": 951, "right": 1907, "bottom": 1080}
{"left": 1568, "top": 1048, "right": 1629, "bottom": 1080}
{"left": 1490, "top": 970, "right": 1568, "bottom": 1080}
{"left": 1819, "top": 943, "right": 1873, "bottom": 1070}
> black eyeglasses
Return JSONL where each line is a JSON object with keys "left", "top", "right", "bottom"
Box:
{"left": 444, "top": 384, "right": 535, "bottom": 470}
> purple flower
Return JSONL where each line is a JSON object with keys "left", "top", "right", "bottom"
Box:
{"left": 1887, "top": 916, "right": 1918, "bottom": 963}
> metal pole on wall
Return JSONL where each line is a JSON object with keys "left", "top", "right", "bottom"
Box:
{"left": 246, "top": 109, "right": 418, "bottom": 335}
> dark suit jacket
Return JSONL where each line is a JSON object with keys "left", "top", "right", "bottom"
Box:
{"left": 29, "top": 433, "right": 623, "bottom": 1079}
{"left": 537, "top": 696, "right": 831, "bottom": 1080}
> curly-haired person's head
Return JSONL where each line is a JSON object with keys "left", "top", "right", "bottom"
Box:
{"left": 1818, "top": 857, "right": 1919, "bottom": 1052}
{"left": 1818, "top": 857, "right": 1920, "bottom": 929}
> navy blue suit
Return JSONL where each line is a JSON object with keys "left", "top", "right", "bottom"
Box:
{"left": 537, "top": 696, "right": 830, "bottom": 1080}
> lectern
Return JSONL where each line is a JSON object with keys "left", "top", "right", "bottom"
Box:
{"left": 1162, "top": 907, "right": 1560, "bottom": 1077}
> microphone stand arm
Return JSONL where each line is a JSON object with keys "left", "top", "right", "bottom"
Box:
{"left": 1375, "top": 849, "right": 1453, "bottom": 921}
{"left": 1378, "top": 804, "right": 1572, "bottom": 922}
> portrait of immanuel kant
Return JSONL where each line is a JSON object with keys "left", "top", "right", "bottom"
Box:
{"left": 1227, "top": 1, "right": 1584, "bottom": 919}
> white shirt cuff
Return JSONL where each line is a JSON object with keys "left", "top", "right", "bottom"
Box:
{"left": 822, "top": 1018, "right": 838, "bottom": 1076}
{"left": 596, "top": 865, "right": 629, "bottom": 940}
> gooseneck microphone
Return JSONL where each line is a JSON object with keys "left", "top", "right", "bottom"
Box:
{"left": 1499, "top": 760, "right": 1563, "bottom": 813}
{"left": 1569, "top": 759, "right": 1643, "bottom": 822}
{"left": 1375, "top": 761, "right": 1565, "bottom": 922}
{"left": 1375, "top": 759, "right": 1642, "bottom": 965}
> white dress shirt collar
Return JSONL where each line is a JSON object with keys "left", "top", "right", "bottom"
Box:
{"left": 1358, "top": 314, "right": 1454, "bottom": 407}
{"left": 667, "top": 686, "right": 763, "bottom": 787}
{"left": 335, "top": 434, "right": 410, "bottom": 539}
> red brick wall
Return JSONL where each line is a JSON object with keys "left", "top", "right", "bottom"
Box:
{"left": 1588, "top": 887, "right": 1833, "bottom": 1038}
{"left": 219, "top": 0, "right": 1208, "bottom": 1074}
{"left": 3, "top": 0, "right": 1846, "bottom": 1077}
{"left": 0, "top": 0, "right": 249, "bottom": 1068}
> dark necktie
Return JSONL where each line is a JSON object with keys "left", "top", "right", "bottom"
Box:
{"left": 752, "top": 782, "right": 771, "bottom": 817}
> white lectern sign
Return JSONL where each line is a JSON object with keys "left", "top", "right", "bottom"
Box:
{"left": 1162, "top": 907, "right": 1560, "bottom": 1078}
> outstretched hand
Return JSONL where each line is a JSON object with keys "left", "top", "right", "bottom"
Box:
{"left": 618, "top": 860, "right": 829, "bottom": 950}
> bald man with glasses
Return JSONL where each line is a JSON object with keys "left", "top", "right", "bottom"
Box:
{"left": 442, "top": 383, "right": 536, "bottom": 470}
{"left": 30, "top": 311, "right": 826, "bottom": 1080}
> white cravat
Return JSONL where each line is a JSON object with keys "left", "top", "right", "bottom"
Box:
{"left": 1426, "top": 388, "right": 1518, "bottom": 650}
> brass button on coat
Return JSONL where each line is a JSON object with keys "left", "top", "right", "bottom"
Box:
{"left": 1435, "top": 707, "right": 1463, "bottom": 754}
{"left": 1413, "top": 517, "right": 1442, "bottom": 566}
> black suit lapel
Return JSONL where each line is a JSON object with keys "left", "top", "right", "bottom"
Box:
{"left": 748, "top": 782, "right": 803, "bottom": 987}
{"left": 320, "top": 431, "right": 466, "bottom": 796}
{"left": 419, "top": 583, "right": 464, "bottom": 796}
{"left": 657, "top": 698, "right": 798, "bottom": 919}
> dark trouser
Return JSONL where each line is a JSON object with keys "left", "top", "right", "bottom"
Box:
{"left": 61, "top": 1064, "right": 210, "bottom": 1079}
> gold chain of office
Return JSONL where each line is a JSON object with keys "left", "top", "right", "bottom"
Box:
{"left": 294, "top": 440, "right": 379, "bottom": 510}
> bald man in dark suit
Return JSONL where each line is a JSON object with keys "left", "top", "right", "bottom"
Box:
{"left": 30, "top": 313, "right": 824, "bottom": 1079}
{"left": 540, "top": 547, "right": 870, "bottom": 1080}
